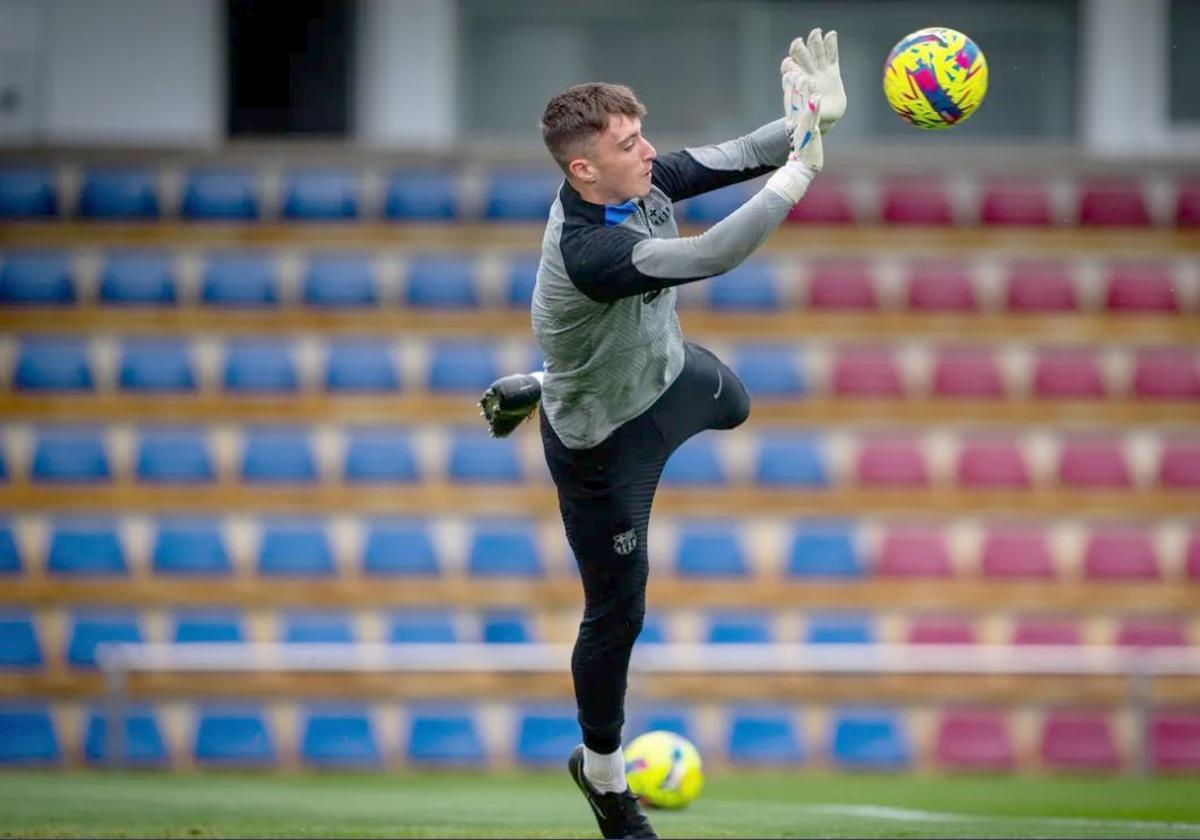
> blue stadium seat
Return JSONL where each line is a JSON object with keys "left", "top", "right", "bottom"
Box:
{"left": 661, "top": 436, "right": 724, "bottom": 486}
{"left": 181, "top": 169, "right": 259, "bottom": 220}
{"left": 675, "top": 521, "right": 748, "bottom": 578}
{"left": 152, "top": 518, "right": 230, "bottom": 576}
{"left": 384, "top": 170, "right": 458, "bottom": 220}
{"left": 202, "top": 253, "right": 278, "bottom": 307}
{"left": 194, "top": 704, "right": 276, "bottom": 766}
{"left": 0, "top": 609, "right": 42, "bottom": 668}
{"left": 829, "top": 708, "right": 911, "bottom": 769}
{"left": 66, "top": 609, "right": 142, "bottom": 668}
{"left": 282, "top": 611, "right": 354, "bottom": 643}
{"left": 300, "top": 704, "right": 380, "bottom": 767}
{"left": 754, "top": 434, "right": 828, "bottom": 487}
{"left": 407, "top": 706, "right": 486, "bottom": 765}
{"left": 15, "top": 338, "right": 92, "bottom": 391}
{"left": 638, "top": 612, "right": 667, "bottom": 644}
{"left": 727, "top": 706, "right": 803, "bottom": 765}
{"left": 79, "top": 169, "right": 159, "bottom": 219}
{"left": 0, "top": 522, "right": 21, "bottom": 574}
{"left": 627, "top": 704, "right": 693, "bottom": 740}
{"left": 706, "top": 611, "right": 772, "bottom": 644}
{"left": 258, "top": 519, "right": 335, "bottom": 577}
{"left": 404, "top": 255, "right": 477, "bottom": 308}
{"left": 343, "top": 427, "right": 418, "bottom": 482}
{"left": 303, "top": 253, "right": 377, "bottom": 307}
{"left": 682, "top": 183, "right": 750, "bottom": 223}
{"left": 48, "top": 518, "right": 125, "bottom": 576}
{"left": 362, "top": 518, "right": 438, "bottom": 576}
{"left": 427, "top": 341, "right": 499, "bottom": 392}
{"left": 734, "top": 345, "right": 805, "bottom": 396}
{"left": 787, "top": 522, "right": 861, "bottom": 578}
{"left": 448, "top": 431, "right": 523, "bottom": 483}
{"left": 99, "top": 252, "right": 177, "bottom": 305}
{"left": 468, "top": 520, "right": 543, "bottom": 577}
{"left": 282, "top": 170, "right": 358, "bottom": 220}
{"left": 84, "top": 704, "right": 168, "bottom": 765}
{"left": 387, "top": 610, "right": 456, "bottom": 643}
{"left": 325, "top": 341, "right": 400, "bottom": 392}
{"left": 171, "top": 609, "right": 243, "bottom": 644}
{"left": 241, "top": 427, "right": 317, "bottom": 483}
{"left": 31, "top": 428, "right": 109, "bottom": 483}
{"left": 223, "top": 340, "right": 298, "bottom": 392}
{"left": 514, "top": 705, "right": 579, "bottom": 765}
{"left": 136, "top": 427, "right": 214, "bottom": 483}
{"left": 506, "top": 255, "right": 540, "bottom": 307}
{"left": 119, "top": 340, "right": 195, "bottom": 391}
{"left": 0, "top": 704, "right": 60, "bottom": 764}
{"left": 0, "top": 168, "right": 57, "bottom": 218}
{"left": 806, "top": 613, "right": 874, "bottom": 644}
{"left": 482, "top": 610, "right": 532, "bottom": 643}
{"left": 0, "top": 252, "right": 73, "bottom": 304}
{"left": 484, "top": 171, "right": 560, "bottom": 221}
{"left": 708, "top": 262, "right": 778, "bottom": 310}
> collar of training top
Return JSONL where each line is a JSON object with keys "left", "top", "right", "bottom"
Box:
{"left": 559, "top": 179, "right": 641, "bottom": 227}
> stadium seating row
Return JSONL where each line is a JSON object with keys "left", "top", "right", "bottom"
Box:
{"left": 2, "top": 166, "right": 1198, "bottom": 227}
{"left": 2, "top": 249, "right": 1195, "bottom": 314}
{"left": 5, "top": 336, "right": 1197, "bottom": 400}
{"left": 2, "top": 700, "right": 1196, "bottom": 772}
{"left": 3, "top": 424, "right": 1198, "bottom": 490}
{"left": 3, "top": 515, "right": 1197, "bottom": 582}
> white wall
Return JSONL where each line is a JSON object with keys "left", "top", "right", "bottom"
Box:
{"left": 45, "top": 0, "right": 221, "bottom": 146}
{"left": 0, "top": 0, "right": 43, "bottom": 144}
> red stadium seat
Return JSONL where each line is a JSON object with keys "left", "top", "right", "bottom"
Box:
{"left": 1114, "top": 616, "right": 1188, "bottom": 648}
{"left": 1186, "top": 527, "right": 1200, "bottom": 582}
{"left": 807, "top": 259, "right": 877, "bottom": 311}
{"left": 1175, "top": 180, "right": 1200, "bottom": 228}
{"left": 934, "top": 709, "right": 1016, "bottom": 771}
{"left": 876, "top": 527, "right": 952, "bottom": 577}
{"left": 1159, "top": 439, "right": 1200, "bottom": 489}
{"left": 906, "top": 260, "right": 978, "bottom": 312}
{"left": 831, "top": 347, "right": 903, "bottom": 397}
{"left": 1078, "top": 179, "right": 1151, "bottom": 227}
{"left": 932, "top": 347, "right": 1004, "bottom": 399}
{"left": 881, "top": 178, "right": 953, "bottom": 225}
{"left": 1005, "top": 260, "right": 1078, "bottom": 312}
{"left": 1105, "top": 262, "right": 1179, "bottom": 313}
{"left": 1032, "top": 347, "right": 1107, "bottom": 399}
{"left": 1057, "top": 437, "right": 1131, "bottom": 489}
{"left": 956, "top": 439, "right": 1031, "bottom": 489}
{"left": 1151, "top": 710, "right": 1200, "bottom": 771}
{"left": 785, "top": 178, "right": 855, "bottom": 225}
{"left": 1082, "top": 526, "right": 1160, "bottom": 580}
{"left": 907, "top": 614, "right": 975, "bottom": 644}
{"left": 1039, "top": 710, "right": 1120, "bottom": 771}
{"left": 979, "top": 180, "right": 1052, "bottom": 226}
{"left": 981, "top": 526, "right": 1054, "bottom": 579}
{"left": 1011, "top": 616, "right": 1082, "bottom": 646}
{"left": 856, "top": 437, "right": 929, "bottom": 488}
{"left": 1132, "top": 348, "right": 1200, "bottom": 399}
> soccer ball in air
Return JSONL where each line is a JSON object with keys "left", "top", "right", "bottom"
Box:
{"left": 882, "top": 27, "right": 988, "bottom": 129}
{"left": 624, "top": 730, "right": 704, "bottom": 810}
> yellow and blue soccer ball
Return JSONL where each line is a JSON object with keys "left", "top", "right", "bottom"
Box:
{"left": 882, "top": 27, "right": 988, "bottom": 129}
{"left": 624, "top": 730, "right": 704, "bottom": 810}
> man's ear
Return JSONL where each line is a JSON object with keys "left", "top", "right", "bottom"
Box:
{"left": 568, "top": 157, "right": 597, "bottom": 183}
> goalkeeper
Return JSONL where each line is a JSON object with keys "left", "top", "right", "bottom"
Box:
{"left": 480, "top": 30, "right": 846, "bottom": 840}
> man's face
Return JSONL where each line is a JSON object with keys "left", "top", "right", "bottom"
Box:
{"left": 580, "top": 113, "right": 657, "bottom": 203}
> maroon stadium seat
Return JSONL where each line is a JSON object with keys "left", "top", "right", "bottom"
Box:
{"left": 831, "top": 346, "right": 903, "bottom": 397}
{"left": 786, "top": 178, "right": 855, "bottom": 225}
{"left": 981, "top": 526, "right": 1054, "bottom": 579}
{"left": 1057, "top": 437, "right": 1131, "bottom": 489}
{"left": 1011, "top": 616, "right": 1082, "bottom": 646}
{"left": 1151, "top": 710, "right": 1200, "bottom": 771}
{"left": 856, "top": 437, "right": 929, "bottom": 488}
{"left": 907, "top": 614, "right": 975, "bottom": 644}
{"left": 1039, "top": 710, "right": 1120, "bottom": 771}
{"left": 956, "top": 439, "right": 1031, "bottom": 489}
{"left": 1082, "top": 526, "right": 1160, "bottom": 580}
{"left": 1114, "top": 616, "right": 1188, "bottom": 648}
{"left": 1132, "top": 348, "right": 1200, "bottom": 399}
{"left": 1032, "top": 347, "right": 1107, "bottom": 399}
{"left": 1078, "top": 179, "right": 1151, "bottom": 227}
{"left": 807, "top": 259, "right": 877, "bottom": 311}
{"left": 934, "top": 709, "right": 1016, "bottom": 771}
{"left": 906, "top": 260, "right": 978, "bottom": 312}
{"left": 979, "top": 180, "right": 1052, "bottom": 226}
{"left": 1175, "top": 180, "right": 1200, "bottom": 228}
{"left": 876, "top": 526, "right": 952, "bottom": 577}
{"left": 1005, "top": 260, "right": 1078, "bottom": 312}
{"left": 1159, "top": 438, "right": 1200, "bottom": 489}
{"left": 932, "top": 347, "right": 1004, "bottom": 399}
{"left": 1186, "top": 527, "right": 1200, "bottom": 581}
{"left": 1105, "top": 262, "right": 1179, "bottom": 313}
{"left": 881, "top": 178, "right": 953, "bottom": 225}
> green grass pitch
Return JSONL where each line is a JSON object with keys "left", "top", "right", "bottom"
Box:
{"left": 2, "top": 769, "right": 1199, "bottom": 838}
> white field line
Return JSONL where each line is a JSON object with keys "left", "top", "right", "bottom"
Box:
{"left": 803, "top": 804, "right": 1200, "bottom": 834}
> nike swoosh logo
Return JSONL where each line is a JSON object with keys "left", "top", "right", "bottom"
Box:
{"left": 713, "top": 369, "right": 723, "bottom": 400}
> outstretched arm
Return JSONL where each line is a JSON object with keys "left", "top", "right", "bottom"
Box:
{"left": 650, "top": 120, "right": 792, "bottom": 203}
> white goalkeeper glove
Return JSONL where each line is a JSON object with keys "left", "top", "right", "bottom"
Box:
{"left": 781, "top": 28, "right": 846, "bottom": 135}
{"left": 766, "top": 89, "right": 821, "bottom": 204}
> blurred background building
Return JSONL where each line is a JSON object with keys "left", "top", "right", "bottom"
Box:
{"left": 0, "top": 0, "right": 1197, "bottom": 775}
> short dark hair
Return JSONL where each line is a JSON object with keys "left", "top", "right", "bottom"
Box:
{"left": 540, "top": 82, "right": 647, "bottom": 173}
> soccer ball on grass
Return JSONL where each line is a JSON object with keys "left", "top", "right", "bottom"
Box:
{"left": 624, "top": 730, "right": 704, "bottom": 810}
{"left": 882, "top": 27, "right": 988, "bottom": 129}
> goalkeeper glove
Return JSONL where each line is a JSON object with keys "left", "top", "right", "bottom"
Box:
{"left": 781, "top": 28, "right": 846, "bottom": 135}
{"left": 766, "top": 90, "right": 821, "bottom": 204}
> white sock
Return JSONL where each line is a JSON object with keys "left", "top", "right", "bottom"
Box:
{"left": 531, "top": 371, "right": 545, "bottom": 385}
{"left": 583, "top": 745, "right": 627, "bottom": 793}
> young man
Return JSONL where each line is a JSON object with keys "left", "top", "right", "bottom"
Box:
{"left": 480, "top": 31, "right": 845, "bottom": 840}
